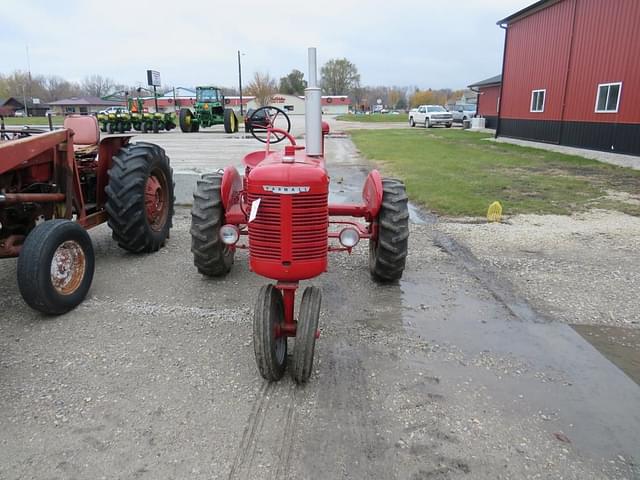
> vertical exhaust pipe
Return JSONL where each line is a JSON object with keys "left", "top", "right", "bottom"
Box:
{"left": 305, "top": 47, "right": 322, "bottom": 156}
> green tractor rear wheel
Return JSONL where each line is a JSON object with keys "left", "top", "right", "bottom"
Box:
{"left": 179, "top": 108, "right": 194, "bottom": 133}
{"left": 223, "top": 108, "right": 238, "bottom": 134}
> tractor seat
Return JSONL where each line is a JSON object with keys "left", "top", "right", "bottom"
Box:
{"left": 243, "top": 150, "right": 268, "bottom": 168}
{"left": 64, "top": 115, "right": 100, "bottom": 150}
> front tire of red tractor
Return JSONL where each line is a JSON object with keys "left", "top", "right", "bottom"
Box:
{"left": 369, "top": 178, "right": 409, "bottom": 282}
{"left": 190, "top": 173, "right": 234, "bottom": 276}
{"left": 254, "top": 284, "right": 287, "bottom": 381}
{"left": 223, "top": 108, "right": 238, "bottom": 134}
{"left": 17, "top": 220, "right": 95, "bottom": 315}
{"left": 105, "top": 142, "right": 174, "bottom": 253}
{"left": 292, "top": 286, "right": 321, "bottom": 384}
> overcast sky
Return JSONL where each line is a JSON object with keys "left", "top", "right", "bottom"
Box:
{"left": 1, "top": 0, "right": 533, "bottom": 91}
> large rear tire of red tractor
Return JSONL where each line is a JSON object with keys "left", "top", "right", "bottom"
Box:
{"left": 179, "top": 108, "right": 193, "bottom": 133}
{"left": 17, "top": 220, "right": 95, "bottom": 315}
{"left": 253, "top": 284, "right": 287, "bottom": 381}
{"left": 369, "top": 178, "right": 409, "bottom": 282}
{"left": 190, "top": 173, "right": 234, "bottom": 276}
{"left": 223, "top": 108, "right": 238, "bottom": 134}
{"left": 292, "top": 286, "right": 321, "bottom": 384}
{"left": 105, "top": 142, "right": 174, "bottom": 253}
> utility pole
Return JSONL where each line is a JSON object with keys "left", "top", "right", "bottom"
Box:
{"left": 22, "top": 84, "right": 28, "bottom": 117}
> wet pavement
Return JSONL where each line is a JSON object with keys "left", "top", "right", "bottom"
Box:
{"left": 1, "top": 133, "right": 639, "bottom": 479}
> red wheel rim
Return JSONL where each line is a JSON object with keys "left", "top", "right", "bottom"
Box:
{"left": 145, "top": 169, "right": 169, "bottom": 232}
{"left": 50, "top": 240, "right": 86, "bottom": 295}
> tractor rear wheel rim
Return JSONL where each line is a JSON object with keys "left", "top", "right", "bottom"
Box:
{"left": 50, "top": 240, "right": 86, "bottom": 295}
{"left": 145, "top": 169, "right": 169, "bottom": 232}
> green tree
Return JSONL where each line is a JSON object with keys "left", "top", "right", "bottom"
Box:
{"left": 279, "top": 69, "right": 307, "bottom": 95}
{"left": 320, "top": 58, "right": 360, "bottom": 96}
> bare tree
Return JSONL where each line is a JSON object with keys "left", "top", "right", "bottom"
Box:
{"left": 246, "top": 72, "right": 277, "bottom": 107}
{"left": 81, "top": 74, "right": 116, "bottom": 98}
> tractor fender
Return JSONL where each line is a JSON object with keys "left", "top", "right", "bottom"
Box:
{"left": 221, "top": 165, "right": 243, "bottom": 210}
{"left": 362, "top": 169, "right": 383, "bottom": 219}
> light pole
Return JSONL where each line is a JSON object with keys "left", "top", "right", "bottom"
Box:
{"left": 238, "top": 50, "right": 244, "bottom": 117}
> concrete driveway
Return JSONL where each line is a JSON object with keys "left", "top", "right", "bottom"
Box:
{"left": 1, "top": 131, "right": 639, "bottom": 479}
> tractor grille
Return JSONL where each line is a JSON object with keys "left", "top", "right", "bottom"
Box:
{"left": 248, "top": 192, "right": 328, "bottom": 262}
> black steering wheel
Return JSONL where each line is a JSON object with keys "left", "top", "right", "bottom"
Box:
{"left": 247, "top": 106, "right": 291, "bottom": 144}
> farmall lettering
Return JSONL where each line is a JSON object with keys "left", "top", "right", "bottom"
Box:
{"left": 189, "top": 48, "right": 409, "bottom": 384}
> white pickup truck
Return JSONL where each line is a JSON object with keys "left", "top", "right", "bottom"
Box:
{"left": 408, "top": 105, "right": 453, "bottom": 128}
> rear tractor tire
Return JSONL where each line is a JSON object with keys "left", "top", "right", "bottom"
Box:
{"left": 253, "top": 284, "right": 287, "bottom": 381}
{"left": 223, "top": 108, "right": 238, "bottom": 133}
{"left": 105, "top": 142, "right": 174, "bottom": 253}
{"left": 152, "top": 119, "right": 159, "bottom": 134}
{"left": 190, "top": 173, "right": 234, "bottom": 276}
{"left": 17, "top": 220, "right": 95, "bottom": 315}
{"left": 179, "top": 108, "right": 193, "bottom": 133}
{"left": 369, "top": 178, "right": 409, "bottom": 282}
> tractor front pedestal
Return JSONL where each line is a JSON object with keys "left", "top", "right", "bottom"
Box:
{"left": 253, "top": 281, "right": 321, "bottom": 384}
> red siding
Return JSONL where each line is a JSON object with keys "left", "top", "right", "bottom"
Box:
{"left": 500, "top": 0, "right": 574, "bottom": 120}
{"left": 563, "top": 0, "right": 640, "bottom": 123}
{"left": 501, "top": 0, "right": 640, "bottom": 124}
{"left": 478, "top": 85, "right": 501, "bottom": 117}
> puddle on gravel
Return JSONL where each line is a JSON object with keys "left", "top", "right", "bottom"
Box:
{"left": 572, "top": 324, "right": 640, "bottom": 385}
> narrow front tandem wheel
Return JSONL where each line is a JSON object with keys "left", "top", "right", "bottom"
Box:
{"left": 292, "top": 286, "right": 321, "bottom": 384}
{"left": 253, "top": 284, "right": 287, "bottom": 381}
{"left": 253, "top": 284, "right": 321, "bottom": 384}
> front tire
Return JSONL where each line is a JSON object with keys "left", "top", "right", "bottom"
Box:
{"left": 409, "top": 117, "right": 415, "bottom": 127}
{"left": 254, "top": 285, "right": 287, "bottom": 381}
{"left": 292, "top": 286, "right": 321, "bottom": 384}
{"left": 105, "top": 143, "right": 174, "bottom": 253}
{"left": 17, "top": 220, "right": 95, "bottom": 315}
{"left": 190, "top": 173, "right": 234, "bottom": 276}
{"left": 369, "top": 178, "right": 409, "bottom": 282}
{"left": 425, "top": 118, "right": 431, "bottom": 128}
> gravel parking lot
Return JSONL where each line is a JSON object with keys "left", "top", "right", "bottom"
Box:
{"left": 1, "top": 129, "right": 639, "bottom": 479}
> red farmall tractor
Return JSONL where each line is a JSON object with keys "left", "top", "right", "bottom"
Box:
{"left": 190, "top": 49, "right": 409, "bottom": 383}
{"left": 0, "top": 115, "right": 174, "bottom": 314}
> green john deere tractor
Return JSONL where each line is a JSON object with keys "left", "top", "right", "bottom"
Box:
{"left": 179, "top": 86, "right": 238, "bottom": 133}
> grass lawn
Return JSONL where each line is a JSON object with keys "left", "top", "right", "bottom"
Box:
{"left": 2, "top": 116, "right": 63, "bottom": 126}
{"left": 336, "top": 113, "right": 408, "bottom": 123}
{"left": 350, "top": 128, "right": 640, "bottom": 217}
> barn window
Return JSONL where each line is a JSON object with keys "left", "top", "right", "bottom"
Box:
{"left": 595, "top": 82, "right": 622, "bottom": 113}
{"left": 530, "top": 89, "right": 545, "bottom": 112}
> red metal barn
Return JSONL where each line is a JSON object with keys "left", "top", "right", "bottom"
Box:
{"left": 496, "top": 0, "right": 640, "bottom": 155}
{"left": 468, "top": 75, "right": 502, "bottom": 129}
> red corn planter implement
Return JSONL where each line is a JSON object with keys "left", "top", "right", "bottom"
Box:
{"left": 0, "top": 115, "right": 174, "bottom": 314}
{"left": 190, "top": 48, "right": 409, "bottom": 383}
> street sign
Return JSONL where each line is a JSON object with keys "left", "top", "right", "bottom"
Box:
{"left": 147, "top": 70, "right": 161, "bottom": 87}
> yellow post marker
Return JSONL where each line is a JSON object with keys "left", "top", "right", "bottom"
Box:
{"left": 487, "top": 201, "right": 502, "bottom": 223}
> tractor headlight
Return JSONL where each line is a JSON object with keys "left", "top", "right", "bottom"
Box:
{"left": 339, "top": 227, "right": 360, "bottom": 248}
{"left": 220, "top": 224, "right": 240, "bottom": 245}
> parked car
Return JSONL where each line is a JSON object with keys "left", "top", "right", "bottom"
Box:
{"left": 244, "top": 108, "right": 269, "bottom": 132}
{"left": 452, "top": 104, "right": 477, "bottom": 123}
{"left": 98, "top": 106, "right": 129, "bottom": 115}
{"left": 14, "top": 110, "right": 26, "bottom": 117}
{"left": 408, "top": 105, "right": 453, "bottom": 128}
